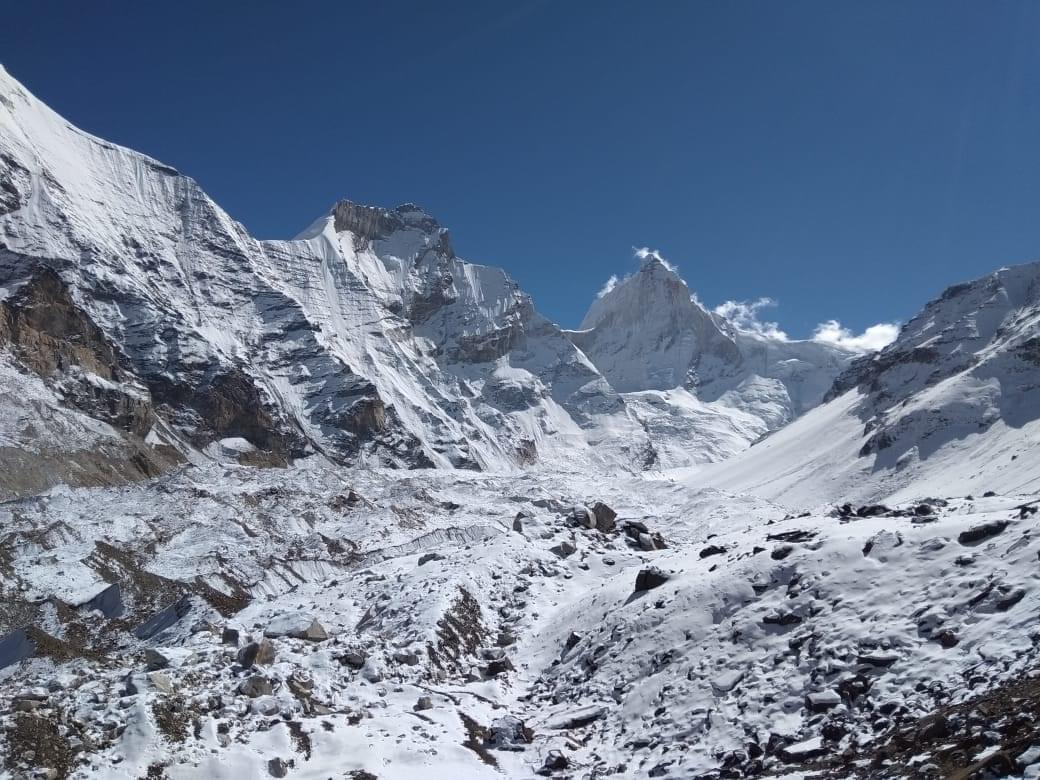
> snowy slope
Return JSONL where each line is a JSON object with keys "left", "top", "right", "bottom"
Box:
{"left": 685, "top": 262, "right": 1040, "bottom": 507}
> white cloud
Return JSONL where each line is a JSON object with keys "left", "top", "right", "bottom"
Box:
{"left": 713, "top": 297, "right": 789, "bottom": 341}
{"left": 597, "top": 274, "right": 619, "bottom": 298}
{"left": 811, "top": 320, "right": 900, "bottom": 352}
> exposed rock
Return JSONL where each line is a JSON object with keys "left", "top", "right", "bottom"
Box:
{"left": 240, "top": 675, "right": 274, "bottom": 698}
{"left": 634, "top": 567, "right": 671, "bottom": 592}
{"left": 806, "top": 689, "right": 842, "bottom": 713}
{"left": 265, "top": 613, "right": 328, "bottom": 642}
{"left": 268, "top": 757, "right": 289, "bottom": 778}
{"left": 414, "top": 696, "right": 433, "bottom": 712}
{"left": 590, "top": 502, "right": 617, "bottom": 533}
{"left": 545, "top": 704, "right": 608, "bottom": 730}
{"left": 147, "top": 672, "right": 174, "bottom": 695}
{"left": 549, "top": 540, "right": 576, "bottom": 559}
{"left": 238, "top": 639, "right": 277, "bottom": 668}
{"left": 486, "top": 657, "right": 514, "bottom": 677}
{"left": 779, "top": 736, "right": 827, "bottom": 762}
{"left": 699, "top": 544, "right": 727, "bottom": 558}
{"left": 958, "top": 520, "right": 1010, "bottom": 545}
{"left": 143, "top": 649, "right": 170, "bottom": 671}
{"left": 221, "top": 627, "right": 240, "bottom": 646}
{"left": 418, "top": 552, "right": 443, "bottom": 566}
{"left": 487, "top": 715, "right": 533, "bottom": 750}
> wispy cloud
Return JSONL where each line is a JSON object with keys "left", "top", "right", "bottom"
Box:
{"left": 713, "top": 299, "right": 898, "bottom": 351}
{"left": 713, "top": 297, "right": 789, "bottom": 340}
{"left": 597, "top": 274, "right": 619, "bottom": 298}
{"left": 811, "top": 320, "right": 899, "bottom": 352}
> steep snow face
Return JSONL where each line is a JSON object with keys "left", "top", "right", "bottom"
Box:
{"left": 0, "top": 66, "right": 654, "bottom": 474}
{"left": 687, "top": 263, "right": 1040, "bottom": 506}
{"left": 570, "top": 253, "right": 854, "bottom": 461}
{"left": 572, "top": 255, "right": 740, "bottom": 393}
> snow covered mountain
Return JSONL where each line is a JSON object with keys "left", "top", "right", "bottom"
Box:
{"left": 3, "top": 62, "right": 1040, "bottom": 780}
{"left": 568, "top": 252, "right": 855, "bottom": 466}
{"left": 0, "top": 64, "right": 662, "bottom": 491}
{"left": 687, "top": 261, "right": 1040, "bottom": 506}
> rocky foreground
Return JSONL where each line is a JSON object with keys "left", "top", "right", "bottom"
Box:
{"left": 1, "top": 460, "right": 1039, "bottom": 779}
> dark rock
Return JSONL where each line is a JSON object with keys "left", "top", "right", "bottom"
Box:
{"left": 995, "top": 588, "right": 1026, "bottom": 612}
{"left": 958, "top": 520, "right": 1010, "bottom": 545}
{"left": 762, "top": 611, "right": 802, "bottom": 627}
{"left": 914, "top": 503, "right": 934, "bottom": 516}
{"left": 339, "top": 648, "right": 367, "bottom": 669}
{"left": 771, "top": 545, "right": 794, "bottom": 560}
{"left": 487, "top": 715, "right": 533, "bottom": 750}
{"left": 222, "top": 627, "right": 240, "bottom": 646}
{"left": 917, "top": 714, "right": 949, "bottom": 741}
{"left": 82, "top": 583, "right": 124, "bottom": 618}
{"left": 634, "top": 567, "right": 671, "bottom": 592}
{"left": 238, "top": 639, "right": 276, "bottom": 668}
{"left": 590, "top": 502, "right": 617, "bottom": 533}
{"left": 805, "top": 690, "right": 841, "bottom": 712}
{"left": 541, "top": 749, "right": 568, "bottom": 772}
{"left": 133, "top": 594, "right": 192, "bottom": 640}
{"left": 240, "top": 675, "right": 274, "bottom": 697}
{"left": 418, "top": 552, "right": 443, "bottom": 566}
{"left": 267, "top": 758, "right": 288, "bottom": 778}
{"left": 143, "top": 649, "right": 170, "bottom": 671}
{"left": 766, "top": 529, "right": 816, "bottom": 543}
{"left": 699, "top": 544, "right": 727, "bottom": 559}
{"left": 486, "top": 657, "right": 514, "bottom": 677}
{"left": 550, "top": 540, "right": 576, "bottom": 558}
{"left": 857, "top": 504, "right": 890, "bottom": 517}
{"left": 564, "top": 631, "right": 582, "bottom": 652}
{"left": 512, "top": 514, "right": 524, "bottom": 533}
{"left": 837, "top": 674, "right": 872, "bottom": 702}
{"left": 414, "top": 696, "right": 433, "bottom": 711}
{"left": 936, "top": 630, "right": 959, "bottom": 648}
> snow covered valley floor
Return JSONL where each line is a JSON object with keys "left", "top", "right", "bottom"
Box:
{"left": 2, "top": 459, "right": 1039, "bottom": 779}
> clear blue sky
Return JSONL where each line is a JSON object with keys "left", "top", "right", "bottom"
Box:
{"left": 3, "top": 1, "right": 1040, "bottom": 335}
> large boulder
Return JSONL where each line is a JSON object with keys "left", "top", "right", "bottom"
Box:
{"left": 634, "top": 567, "right": 671, "bottom": 593}
{"left": 264, "top": 613, "right": 328, "bottom": 642}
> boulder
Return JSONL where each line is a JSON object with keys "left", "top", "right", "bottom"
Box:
{"left": 590, "top": 502, "right": 617, "bottom": 533}
{"left": 221, "top": 627, "right": 240, "bottom": 646}
{"left": 487, "top": 715, "right": 533, "bottom": 750}
{"left": 147, "top": 672, "right": 174, "bottom": 695}
{"left": 550, "top": 540, "right": 576, "bottom": 558}
{"left": 143, "top": 649, "right": 170, "bottom": 671}
{"left": 414, "top": 696, "right": 433, "bottom": 711}
{"left": 267, "top": 758, "right": 288, "bottom": 778}
{"left": 339, "top": 648, "right": 367, "bottom": 669}
{"left": 418, "top": 552, "right": 443, "bottom": 566}
{"left": 546, "top": 704, "right": 607, "bottom": 730}
{"left": 958, "top": 520, "right": 1010, "bottom": 545}
{"left": 264, "top": 613, "right": 328, "bottom": 642}
{"left": 238, "top": 639, "right": 277, "bottom": 668}
{"left": 634, "top": 567, "right": 671, "bottom": 592}
{"left": 699, "top": 544, "right": 727, "bottom": 558}
{"left": 486, "top": 657, "right": 514, "bottom": 677}
{"left": 805, "top": 689, "right": 842, "bottom": 713}
{"left": 240, "top": 675, "right": 274, "bottom": 698}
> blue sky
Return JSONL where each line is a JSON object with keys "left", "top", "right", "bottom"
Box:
{"left": 3, "top": 1, "right": 1040, "bottom": 337}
